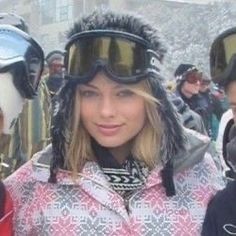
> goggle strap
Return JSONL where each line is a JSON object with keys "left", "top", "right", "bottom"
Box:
{"left": 147, "top": 50, "right": 161, "bottom": 73}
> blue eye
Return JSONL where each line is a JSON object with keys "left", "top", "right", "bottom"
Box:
{"left": 117, "top": 90, "right": 134, "bottom": 97}
{"left": 80, "top": 90, "right": 98, "bottom": 97}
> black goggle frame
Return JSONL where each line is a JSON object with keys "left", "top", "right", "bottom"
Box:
{"left": 0, "top": 25, "right": 44, "bottom": 98}
{"left": 210, "top": 27, "right": 236, "bottom": 85}
{"left": 64, "top": 30, "right": 162, "bottom": 84}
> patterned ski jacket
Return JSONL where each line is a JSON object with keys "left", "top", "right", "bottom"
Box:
{"left": 4, "top": 130, "right": 224, "bottom": 236}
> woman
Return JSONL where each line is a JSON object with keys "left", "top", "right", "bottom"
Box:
{"left": 5, "top": 11, "right": 224, "bottom": 235}
{"left": 0, "top": 24, "right": 44, "bottom": 235}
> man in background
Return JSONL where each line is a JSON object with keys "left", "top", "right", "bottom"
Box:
{"left": 45, "top": 50, "right": 65, "bottom": 97}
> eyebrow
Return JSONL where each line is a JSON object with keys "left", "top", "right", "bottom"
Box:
{"left": 81, "top": 83, "right": 128, "bottom": 90}
{"left": 80, "top": 84, "right": 98, "bottom": 89}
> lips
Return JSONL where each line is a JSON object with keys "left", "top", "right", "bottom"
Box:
{"left": 96, "top": 124, "right": 123, "bottom": 136}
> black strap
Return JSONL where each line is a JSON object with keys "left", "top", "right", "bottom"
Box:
{"left": 0, "top": 181, "right": 6, "bottom": 218}
{"left": 161, "top": 160, "right": 176, "bottom": 197}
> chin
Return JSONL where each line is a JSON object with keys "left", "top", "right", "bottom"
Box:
{"left": 96, "top": 141, "right": 124, "bottom": 148}
{"left": 95, "top": 137, "right": 127, "bottom": 148}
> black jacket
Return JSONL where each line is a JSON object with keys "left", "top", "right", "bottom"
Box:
{"left": 202, "top": 181, "right": 236, "bottom": 236}
{"left": 198, "top": 90, "right": 224, "bottom": 137}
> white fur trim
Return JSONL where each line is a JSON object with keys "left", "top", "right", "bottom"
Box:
{"left": 0, "top": 72, "right": 25, "bottom": 134}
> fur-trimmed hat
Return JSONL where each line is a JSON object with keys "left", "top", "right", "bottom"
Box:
{"left": 49, "top": 11, "right": 185, "bottom": 196}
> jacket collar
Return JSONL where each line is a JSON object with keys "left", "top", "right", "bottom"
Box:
{"left": 32, "top": 145, "right": 163, "bottom": 221}
{"left": 32, "top": 128, "right": 211, "bottom": 188}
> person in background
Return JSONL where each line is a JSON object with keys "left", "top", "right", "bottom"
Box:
{"left": 198, "top": 74, "right": 224, "bottom": 140}
{"left": 174, "top": 63, "right": 202, "bottom": 110}
{"left": 170, "top": 93, "right": 207, "bottom": 134}
{"left": 0, "top": 24, "right": 44, "bottom": 235}
{"left": 5, "top": 11, "right": 224, "bottom": 235}
{"left": 212, "top": 85, "right": 229, "bottom": 112}
{"left": 0, "top": 13, "right": 50, "bottom": 179}
{"left": 45, "top": 50, "right": 65, "bottom": 97}
{"left": 172, "top": 64, "right": 207, "bottom": 134}
{"left": 202, "top": 26, "right": 236, "bottom": 236}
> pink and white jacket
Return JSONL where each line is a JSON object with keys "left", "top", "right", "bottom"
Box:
{"left": 5, "top": 131, "right": 224, "bottom": 236}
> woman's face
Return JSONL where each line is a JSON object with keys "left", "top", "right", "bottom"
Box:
{"left": 79, "top": 72, "right": 147, "bottom": 149}
{"left": 181, "top": 80, "right": 200, "bottom": 98}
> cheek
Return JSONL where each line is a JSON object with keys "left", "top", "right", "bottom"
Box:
{"left": 228, "top": 90, "right": 236, "bottom": 104}
{"left": 80, "top": 102, "right": 94, "bottom": 125}
{"left": 183, "top": 83, "right": 197, "bottom": 92}
{"left": 190, "top": 85, "right": 200, "bottom": 92}
{"left": 233, "top": 111, "right": 236, "bottom": 122}
{"left": 124, "top": 101, "right": 146, "bottom": 124}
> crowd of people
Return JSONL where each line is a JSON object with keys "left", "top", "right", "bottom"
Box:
{"left": 0, "top": 10, "right": 235, "bottom": 236}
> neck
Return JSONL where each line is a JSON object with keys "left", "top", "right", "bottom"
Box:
{"left": 109, "top": 142, "right": 132, "bottom": 165}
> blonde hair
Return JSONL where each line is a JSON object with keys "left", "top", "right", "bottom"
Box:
{"left": 66, "top": 80, "right": 163, "bottom": 177}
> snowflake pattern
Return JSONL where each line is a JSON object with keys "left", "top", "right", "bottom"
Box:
{"left": 4, "top": 153, "right": 224, "bottom": 236}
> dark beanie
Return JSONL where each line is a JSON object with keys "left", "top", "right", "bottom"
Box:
{"left": 174, "top": 64, "right": 198, "bottom": 88}
{"left": 46, "top": 50, "right": 64, "bottom": 65}
{"left": 174, "top": 64, "right": 197, "bottom": 78}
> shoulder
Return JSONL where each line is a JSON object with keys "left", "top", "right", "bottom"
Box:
{"left": 174, "top": 128, "right": 211, "bottom": 171}
{"left": 3, "top": 146, "right": 54, "bottom": 214}
{"left": 174, "top": 129, "right": 225, "bottom": 188}
{"left": 203, "top": 181, "right": 236, "bottom": 235}
{"left": 4, "top": 159, "right": 35, "bottom": 194}
{"left": 221, "top": 109, "right": 233, "bottom": 123}
{"left": 4, "top": 145, "right": 52, "bottom": 190}
{"left": 210, "top": 181, "right": 236, "bottom": 206}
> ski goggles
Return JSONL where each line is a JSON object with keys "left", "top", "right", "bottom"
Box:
{"left": 0, "top": 25, "right": 44, "bottom": 97}
{"left": 210, "top": 27, "right": 236, "bottom": 84}
{"left": 184, "top": 71, "right": 202, "bottom": 84}
{"left": 65, "top": 30, "right": 162, "bottom": 84}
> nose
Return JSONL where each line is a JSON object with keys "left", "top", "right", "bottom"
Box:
{"left": 195, "top": 80, "right": 201, "bottom": 86}
{"left": 99, "top": 95, "right": 116, "bottom": 118}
